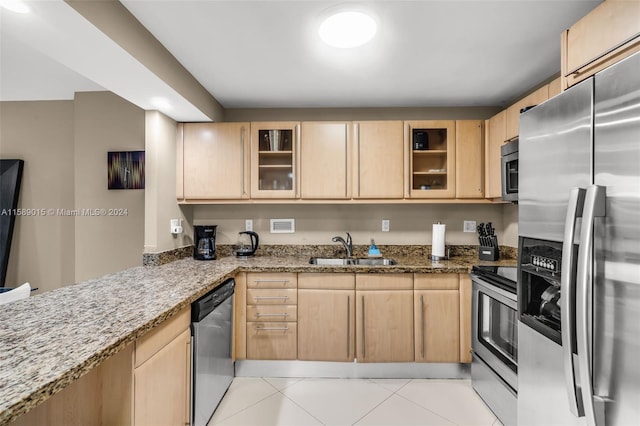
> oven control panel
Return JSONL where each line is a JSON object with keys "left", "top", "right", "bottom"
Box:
{"left": 532, "top": 255, "right": 558, "bottom": 273}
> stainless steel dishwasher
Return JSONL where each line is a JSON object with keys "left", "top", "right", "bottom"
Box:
{"left": 191, "top": 278, "right": 235, "bottom": 426}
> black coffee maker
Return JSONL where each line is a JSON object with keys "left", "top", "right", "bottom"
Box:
{"left": 194, "top": 225, "right": 217, "bottom": 260}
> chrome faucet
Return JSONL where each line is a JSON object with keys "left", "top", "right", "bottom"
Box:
{"left": 332, "top": 232, "right": 353, "bottom": 258}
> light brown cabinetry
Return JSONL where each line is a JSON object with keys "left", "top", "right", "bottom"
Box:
{"left": 548, "top": 77, "right": 562, "bottom": 99}
{"left": 356, "top": 274, "right": 414, "bottom": 362}
{"left": 300, "top": 122, "right": 351, "bottom": 199}
{"left": 353, "top": 121, "right": 405, "bottom": 199}
{"left": 459, "top": 273, "right": 473, "bottom": 363}
{"left": 405, "top": 120, "right": 456, "bottom": 199}
{"left": 414, "top": 274, "right": 460, "bottom": 363}
{"left": 505, "top": 85, "right": 549, "bottom": 141}
{"left": 250, "top": 122, "right": 299, "bottom": 198}
{"left": 562, "top": 0, "right": 640, "bottom": 89}
{"left": 180, "top": 122, "right": 250, "bottom": 200}
{"left": 133, "top": 307, "right": 191, "bottom": 426}
{"left": 484, "top": 111, "right": 506, "bottom": 199}
{"left": 245, "top": 273, "right": 297, "bottom": 360}
{"left": 297, "top": 273, "right": 356, "bottom": 361}
{"left": 455, "top": 120, "right": 484, "bottom": 199}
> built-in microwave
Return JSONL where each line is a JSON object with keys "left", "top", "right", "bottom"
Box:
{"left": 501, "top": 138, "right": 518, "bottom": 202}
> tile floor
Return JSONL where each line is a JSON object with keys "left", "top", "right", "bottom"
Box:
{"left": 208, "top": 377, "right": 504, "bottom": 426}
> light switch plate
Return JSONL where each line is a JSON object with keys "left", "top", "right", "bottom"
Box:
{"left": 382, "top": 219, "right": 390, "bottom": 232}
{"left": 245, "top": 219, "right": 253, "bottom": 232}
{"left": 463, "top": 220, "right": 477, "bottom": 233}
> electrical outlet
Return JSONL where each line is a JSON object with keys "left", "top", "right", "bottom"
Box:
{"left": 382, "top": 219, "right": 390, "bottom": 232}
{"left": 245, "top": 219, "right": 253, "bottom": 232}
{"left": 463, "top": 220, "right": 477, "bottom": 233}
{"left": 170, "top": 219, "right": 182, "bottom": 235}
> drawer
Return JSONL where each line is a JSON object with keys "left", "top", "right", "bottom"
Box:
{"left": 246, "top": 305, "right": 297, "bottom": 322}
{"left": 246, "top": 288, "right": 297, "bottom": 305}
{"left": 246, "top": 272, "right": 297, "bottom": 289}
{"left": 414, "top": 273, "right": 459, "bottom": 290}
{"left": 246, "top": 322, "right": 297, "bottom": 360}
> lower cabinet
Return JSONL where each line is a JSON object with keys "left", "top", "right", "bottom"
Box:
{"left": 414, "top": 274, "right": 460, "bottom": 363}
{"left": 11, "top": 308, "right": 191, "bottom": 426}
{"left": 133, "top": 307, "right": 191, "bottom": 426}
{"left": 245, "top": 272, "right": 298, "bottom": 360}
{"left": 297, "top": 273, "right": 356, "bottom": 361}
{"left": 356, "top": 274, "right": 414, "bottom": 362}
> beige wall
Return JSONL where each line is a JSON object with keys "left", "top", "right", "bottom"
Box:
{"left": 144, "top": 111, "right": 193, "bottom": 253}
{"left": 73, "top": 92, "right": 145, "bottom": 282}
{"left": 193, "top": 203, "right": 512, "bottom": 248}
{"left": 0, "top": 101, "right": 76, "bottom": 291}
{"left": 0, "top": 92, "right": 146, "bottom": 292}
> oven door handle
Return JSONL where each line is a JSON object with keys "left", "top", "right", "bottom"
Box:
{"left": 561, "top": 187, "right": 585, "bottom": 417}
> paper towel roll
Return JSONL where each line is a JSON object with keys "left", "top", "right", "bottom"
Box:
{"left": 432, "top": 223, "right": 446, "bottom": 259}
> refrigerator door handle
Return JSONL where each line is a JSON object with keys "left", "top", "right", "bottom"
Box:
{"left": 576, "top": 185, "right": 606, "bottom": 426}
{"left": 561, "top": 187, "right": 586, "bottom": 417}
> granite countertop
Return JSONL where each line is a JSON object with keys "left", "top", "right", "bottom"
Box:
{"left": 0, "top": 252, "right": 516, "bottom": 424}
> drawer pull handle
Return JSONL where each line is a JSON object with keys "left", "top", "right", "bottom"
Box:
{"left": 256, "top": 326, "right": 289, "bottom": 331}
{"left": 255, "top": 296, "right": 289, "bottom": 300}
{"left": 254, "top": 279, "right": 290, "bottom": 284}
{"left": 256, "top": 313, "right": 289, "bottom": 317}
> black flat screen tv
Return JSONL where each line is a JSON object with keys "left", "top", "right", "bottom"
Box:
{"left": 0, "top": 159, "right": 24, "bottom": 287}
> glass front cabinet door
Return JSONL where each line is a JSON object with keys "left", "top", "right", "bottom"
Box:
{"left": 250, "top": 122, "right": 299, "bottom": 198}
{"left": 405, "top": 120, "right": 456, "bottom": 198}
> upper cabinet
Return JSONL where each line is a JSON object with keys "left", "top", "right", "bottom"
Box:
{"left": 562, "top": 1, "right": 640, "bottom": 89}
{"left": 484, "top": 111, "right": 506, "bottom": 199}
{"left": 353, "top": 121, "right": 405, "bottom": 199}
{"left": 181, "top": 122, "right": 250, "bottom": 200}
{"left": 300, "top": 122, "right": 350, "bottom": 199}
{"left": 250, "top": 121, "right": 299, "bottom": 199}
{"left": 455, "top": 120, "right": 484, "bottom": 199}
{"left": 504, "top": 85, "right": 549, "bottom": 141}
{"left": 405, "top": 120, "right": 456, "bottom": 199}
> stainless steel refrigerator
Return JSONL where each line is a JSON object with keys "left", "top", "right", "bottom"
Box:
{"left": 517, "top": 50, "right": 640, "bottom": 426}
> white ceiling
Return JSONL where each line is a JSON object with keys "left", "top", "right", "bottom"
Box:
{"left": 1, "top": 0, "right": 602, "bottom": 120}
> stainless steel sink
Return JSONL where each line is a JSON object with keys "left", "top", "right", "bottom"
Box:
{"left": 309, "top": 257, "right": 397, "bottom": 266}
{"left": 353, "top": 258, "right": 397, "bottom": 266}
{"left": 309, "top": 257, "right": 356, "bottom": 265}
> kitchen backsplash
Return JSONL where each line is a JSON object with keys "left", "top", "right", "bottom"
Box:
{"left": 144, "top": 244, "right": 518, "bottom": 266}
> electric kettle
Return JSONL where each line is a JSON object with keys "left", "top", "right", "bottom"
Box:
{"left": 234, "top": 231, "right": 259, "bottom": 257}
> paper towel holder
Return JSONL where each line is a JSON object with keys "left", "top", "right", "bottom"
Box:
{"left": 431, "top": 221, "right": 449, "bottom": 261}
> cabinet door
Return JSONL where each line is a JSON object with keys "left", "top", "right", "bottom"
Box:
{"left": 134, "top": 328, "right": 190, "bottom": 426}
{"left": 298, "top": 289, "right": 355, "bottom": 361}
{"left": 405, "top": 120, "right": 456, "bottom": 198}
{"left": 455, "top": 120, "right": 484, "bottom": 198}
{"left": 300, "top": 122, "right": 350, "bottom": 199}
{"left": 505, "top": 86, "right": 549, "bottom": 141}
{"left": 563, "top": 1, "right": 640, "bottom": 89}
{"left": 414, "top": 290, "right": 459, "bottom": 363}
{"left": 183, "top": 122, "right": 249, "bottom": 200}
{"left": 356, "top": 290, "right": 414, "bottom": 362}
{"left": 354, "top": 121, "right": 404, "bottom": 199}
{"left": 485, "top": 111, "right": 506, "bottom": 199}
{"left": 251, "top": 121, "right": 299, "bottom": 198}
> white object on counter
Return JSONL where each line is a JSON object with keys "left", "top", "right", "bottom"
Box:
{"left": 432, "top": 222, "right": 446, "bottom": 260}
{"left": 0, "top": 282, "right": 31, "bottom": 305}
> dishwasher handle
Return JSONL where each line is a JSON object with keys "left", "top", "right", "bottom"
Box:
{"left": 192, "top": 278, "right": 235, "bottom": 322}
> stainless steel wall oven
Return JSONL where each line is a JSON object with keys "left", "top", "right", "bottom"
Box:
{"left": 470, "top": 266, "right": 518, "bottom": 426}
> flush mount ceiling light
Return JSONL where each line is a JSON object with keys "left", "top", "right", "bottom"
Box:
{"left": 0, "top": 0, "right": 30, "bottom": 13}
{"left": 318, "top": 10, "right": 377, "bottom": 48}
